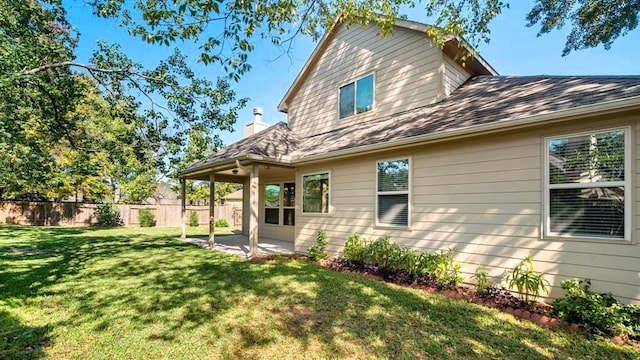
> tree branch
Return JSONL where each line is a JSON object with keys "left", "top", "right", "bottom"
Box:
{"left": 18, "top": 61, "right": 164, "bottom": 82}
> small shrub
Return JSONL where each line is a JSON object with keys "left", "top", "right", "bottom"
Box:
{"left": 307, "top": 230, "right": 329, "bottom": 261}
{"left": 552, "top": 278, "right": 640, "bottom": 337}
{"left": 138, "top": 208, "right": 155, "bottom": 227}
{"left": 505, "top": 256, "right": 549, "bottom": 303}
{"left": 189, "top": 211, "right": 199, "bottom": 227}
{"left": 473, "top": 265, "right": 493, "bottom": 294}
{"left": 95, "top": 203, "right": 122, "bottom": 227}
{"left": 363, "top": 236, "right": 395, "bottom": 269}
{"left": 425, "top": 249, "right": 463, "bottom": 287}
{"left": 215, "top": 218, "right": 229, "bottom": 227}
{"left": 341, "top": 233, "right": 462, "bottom": 288}
{"left": 343, "top": 233, "right": 368, "bottom": 264}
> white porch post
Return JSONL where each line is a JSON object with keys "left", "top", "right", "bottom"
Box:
{"left": 249, "top": 164, "right": 259, "bottom": 258}
{"left": 208, "top": 173, "right": 215, "bottom": 248}
{"left": 180, "top": 178, "right": 186, "bottom": 240}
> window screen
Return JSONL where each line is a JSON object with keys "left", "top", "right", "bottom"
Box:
{"left": 339, "top": 74, "right": 374, "bottom": 119}
{"left": 302, "top": 173, "right": 330, "bottom": 213}
{"left": 547, "top": 129, "right": 627, "bottom": 239}
{"left": 377, "top": 159, "right": 409, "bottom": 226}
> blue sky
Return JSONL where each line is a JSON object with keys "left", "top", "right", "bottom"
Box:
{"left": 65, "top": 1, "right": 640, "bottom": 147}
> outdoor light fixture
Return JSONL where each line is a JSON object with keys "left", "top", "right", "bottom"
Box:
{"left": 232, "top": 169, "right": 239, "bottom": 175}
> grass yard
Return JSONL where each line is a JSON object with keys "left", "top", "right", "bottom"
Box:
{"left": 1, "top": 226, "right": 638, "bottom": 359}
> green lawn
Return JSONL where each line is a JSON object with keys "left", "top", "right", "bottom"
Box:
{"left": 1, "top": 226, "right": 638, "bottom": 359}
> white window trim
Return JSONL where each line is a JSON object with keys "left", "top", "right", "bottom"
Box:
{"left": 264, "top": 182, "right": 295, "bottom": 226}
{"left": 301, "top": 171, "right": 331, "bottom": 215}
{"left": 337, "top": 72, "right": 375, "bottom": 121}
{"left": 375, "top": 157, "right": 411, "bottom": 229}
{"left": 282, "top": 182, "right": 295, "bottom": 226}
{"left": 264, "top": 183, "right": 281, "bottom": 225}
{"left": 543, "top": 126, "right": 631, "bottom": 242}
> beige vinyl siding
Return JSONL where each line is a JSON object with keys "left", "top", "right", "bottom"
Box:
{"left": 288, "top": 25, "right": 443, "bottom": 138}
{"left": 294, "top": 112, "right": 640, "bottom": 303}
{"left": 443, "top": 56, "right": 471, "bottom": 96}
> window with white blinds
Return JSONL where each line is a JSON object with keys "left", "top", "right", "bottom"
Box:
{"left": 545, "top": 128, "right": 629, "bottom": 240}
{"left": 377, "top": 158, "right": 410, "bottom": 227}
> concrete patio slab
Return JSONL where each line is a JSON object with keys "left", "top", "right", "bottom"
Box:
{"left": 181, "top": 234, "right": 294, "bottom": 258}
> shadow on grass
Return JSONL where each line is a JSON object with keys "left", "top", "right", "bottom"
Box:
{"left": 0, "top": 225, "right": 637, "bottom": 359}
{"left": 0, "top": 309, "right": 50, "bottom": 360}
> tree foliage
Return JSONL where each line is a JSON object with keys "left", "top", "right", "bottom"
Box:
{"left": 2, "top": 0, "right": 636, "bottom": 200}
{"left": 0, "top": 0, "right": 246, "bottom": 200}
{"left": 527, "top": 0, "right": 640, "bottom": 55}
{"left": 89, "top": 0, "right": 510, "bottom": 75}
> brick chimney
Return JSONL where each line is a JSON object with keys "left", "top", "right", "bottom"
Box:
{"left": 245, "top": 107, "right": 269, "bottom": 137}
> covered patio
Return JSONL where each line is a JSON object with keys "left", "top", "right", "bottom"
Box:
{"left": 182, "top": 235, "right": 294, "bottom": 258}
{"left": 178, "top": 121, "right": 299, "bottom": 258}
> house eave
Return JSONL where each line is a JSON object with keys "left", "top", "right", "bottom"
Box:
{"left": 292, "top": 95, "right": 640, "bottom": 165}
{"left": 180, "top": 155, "right": 294, "bottom": 179}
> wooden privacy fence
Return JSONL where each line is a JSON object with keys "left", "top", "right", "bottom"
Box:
{"left": 0, "top": 201, "right": 241, "bottom": 227}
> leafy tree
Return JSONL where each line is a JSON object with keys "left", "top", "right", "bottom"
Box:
{"left": 2, "top": 0, "right": 635, "bottom": 200}
{"left": 527, "top": 0, "right": 640, "bottom": 55}
{"left": 0, "top": 1, "right": 246, "bottom": 200}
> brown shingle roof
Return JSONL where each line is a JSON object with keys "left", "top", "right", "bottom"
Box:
{"left": 293, "top": 76, "right": 640, "bottom": 158}
{"left": 183, "top": 76, "right": 640, "bottom": 174}
{"left": 183, "top": 122, "right": 300, "bottom": 173}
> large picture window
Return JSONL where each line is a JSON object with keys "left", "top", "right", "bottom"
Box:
{"left": 339, "top": 74, "right": 374, "bottom": 119}
{"left": 546, "top": 128, "right": 629, "bottom": 240}
{"left": 302, "top": 173, "right": 330, "bottom": 213}
{"left": 377, "top": 158, "right": 410, "bottom": 227}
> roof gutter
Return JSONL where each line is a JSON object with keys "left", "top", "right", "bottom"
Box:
{"left": 293, "top": 95, "right": 640, "bottom": 165}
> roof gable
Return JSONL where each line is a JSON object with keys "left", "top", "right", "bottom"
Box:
{"left": 277, "top": 18, "right": 497, "bottom": 113}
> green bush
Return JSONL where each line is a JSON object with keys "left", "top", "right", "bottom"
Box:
{"left": 472, "top": 265, "right": 493, "bottom": 294}
{"left": 214, "top": 218, "right": 229, "bottom": 227}
{"left": 423, "top": 249, "right": 463, "bottom": 287}
{"left": 307, "top": 230, "right": 329, "bottom": 261}
{"left": 362, "top": 236, "right": 395, "bottom": 269}
{"left": 189, "top": 211, "right": 199, "bottom": 227}
{"left": 342, "top": 233, "right": 463, "bottom": 287}
{"left": 552, "top": 279, "right": 640, "bottom": 337}
{"left": 138, "top": 208, "right": 155, "bottom": 227}
{"left": 505, "top": 256, "right": 549, "bottom": 303}
{"left": 343, "top": 233, "right": 368, "bottom": 264}
{"left": 94, "top": 203, "right": 122, "bottom": 227}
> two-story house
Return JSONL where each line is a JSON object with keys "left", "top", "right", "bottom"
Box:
{"left": 180, "top": 18, "right": 640, "bottom": 303}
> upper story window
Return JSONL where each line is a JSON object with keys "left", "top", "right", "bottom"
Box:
{"left": 376, "top": 158, "right": 410, "bottom": 227}
{"left": 545, "top": 128, "right": 630, "bottom": 241}
{"left": 339, "top": 74, "right": 374, "bottom": 119}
